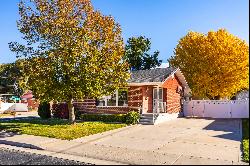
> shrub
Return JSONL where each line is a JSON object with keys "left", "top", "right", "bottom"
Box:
{"left": 242, "top": 119, "right": 249, "bottom": 162}
{"left": 38, "top": 102, "right": 51, "bottom": 119}
{"left": 10, "top": 111, "right": 16, "bottom": 117}
{"left": 27, "top": 106, "right": 33, "bottom": 112}
{"left": 3, "top": 110, "right": 16, "bottom": 117}
{"left": 3, "top": 110, "right": 14, "bottom": 114}
{"left": 79, "top": 114, "right": 126, "bottom": 123}
{"left": 79, "top": 111, "right": 140, "bottom": 125}
{"left": 243, "top": 139, "right": 249, "bottom": 162}
{"left": 125, "top": 111, "right": 140, "bottom": 125}
{"left": 52, "top": 103, "right": 69, "bottom": 119}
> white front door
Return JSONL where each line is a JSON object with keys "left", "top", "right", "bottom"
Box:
{"left": 153, "top": 88, "right": 163, "bottom": 113}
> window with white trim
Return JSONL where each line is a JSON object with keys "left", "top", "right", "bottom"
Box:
{"left": 97, "top": 88, "right": 128, "bottom": 107}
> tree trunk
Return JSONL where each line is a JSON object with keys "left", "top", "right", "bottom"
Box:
{"left": 67, "top": 98, "right": 75, "bottom": 124}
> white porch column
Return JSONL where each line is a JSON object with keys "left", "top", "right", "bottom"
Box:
{"left": 116, "top": 90, "right": 119, "bottom": 106}
{"left": 157, "top": 86, "right": 159, "bottom": 114}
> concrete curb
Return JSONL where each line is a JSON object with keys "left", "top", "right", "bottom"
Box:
{"left": 238, "top": 119, "right": 249, "bottom": 165}
{"left": 0, "top": 144, "right": 126, "bottom": 165}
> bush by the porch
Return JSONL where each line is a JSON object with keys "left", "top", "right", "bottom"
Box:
{"left": 125, "top": 111, "right": 140, "bottom": 125}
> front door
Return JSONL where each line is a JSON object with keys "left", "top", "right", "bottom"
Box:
{"left": 153, "top": 88, "right": 163, "bottom": 113}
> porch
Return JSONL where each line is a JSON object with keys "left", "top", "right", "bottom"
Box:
{"left": 129, "top": 85, "right": 169, "bottom": 114}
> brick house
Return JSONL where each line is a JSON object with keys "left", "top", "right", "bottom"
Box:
{"left": 21, "top": 90, "right": 39, "bottom": 110}
{"left": 74, "top": 67, "right": 191, "bottom": 123}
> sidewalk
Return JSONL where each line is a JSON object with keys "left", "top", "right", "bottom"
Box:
{"left": 0, "top": 125, "right": 138, "bottom": 165}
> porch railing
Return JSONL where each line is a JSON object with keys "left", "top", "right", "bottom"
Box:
{"left": 153, "top": 101, "right": 166, "bottom": 123}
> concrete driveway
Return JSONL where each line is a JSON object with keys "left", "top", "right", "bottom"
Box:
{"left": 0, "top": 118, "right": 244, "bottom": 165}
{"left": 70, "top": 118, "right": 243, "bottom": 164}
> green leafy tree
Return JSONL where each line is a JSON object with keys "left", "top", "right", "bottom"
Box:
{"left": 9, "top": 0, "right": 129, "bottom": 123}
{"left": 124, "top": 36, "right": 162, "bottom": 71}
{"left": 0, "top": 62, "right": 23, "bottom": 96}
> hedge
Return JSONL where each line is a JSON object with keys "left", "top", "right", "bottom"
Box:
{"left": 79, "top": 114, "right": 126, "bottom": 123}
{"left": 79, "top": 111, "right": 140, "bottom": 125}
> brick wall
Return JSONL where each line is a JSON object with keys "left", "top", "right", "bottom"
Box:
{"left": 74, "top": 99, "right": 132, "bottom": 114}
{"left": 21, "top": 99, "right": 39, "bottom": 110}
{"left": 71, "top": 86, "right": 144, "bottom": 114}
{"left": 96, "top": 107, "right": 130, "bottom": 114}
{"left": 77, "top": 86, "right": 143, "bottom": 114}
{"left": 128, "top": 86, "right": 143, "bottom": 108}
{"left": 163, "top": 74, "right": 183, "bottom": 113}
{"left": 74, "top": 99, "right": 96, "bottom": 113}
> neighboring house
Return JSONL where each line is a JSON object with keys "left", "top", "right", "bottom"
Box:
{"left": 74, "top": 67, "right": 191, "bottom": 119}
{"left": 21, "top": 91, "right": 39, "bottom": 110}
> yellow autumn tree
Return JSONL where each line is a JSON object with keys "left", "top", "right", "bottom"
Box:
{"left": 168, "top": 29, "right": 249, "bottom": 99}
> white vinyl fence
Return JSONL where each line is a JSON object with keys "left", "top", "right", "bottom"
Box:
{"left": 183, "top": 100, "right": 249, "bottom": 118}
{"left": 0, "top": 103, "right": 28, "bottom": 113}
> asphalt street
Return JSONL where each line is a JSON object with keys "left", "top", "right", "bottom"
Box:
{"left": 0, "top": 148, "right": 93, "bottom": 165}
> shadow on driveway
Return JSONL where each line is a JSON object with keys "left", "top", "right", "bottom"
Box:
{"left": 202, "top": 118, "right": 241, "bottom": 142}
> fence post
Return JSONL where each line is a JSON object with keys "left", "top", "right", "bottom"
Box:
{"left": 191, "top": 101, "right": 194, "bottom": 117}
{"left": 230, "top": 101, "right": 232, "bottom": 118}
{"left": 203, "top": 101, "right": 205, "bottom": 118}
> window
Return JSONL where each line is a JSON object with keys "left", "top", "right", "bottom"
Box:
{"left": 107, "top": 93, "right": 116, "bottom": 106}
{"left": 96, "top": 97, "right": 106, "bottom": 106}
{"left": 118, "top": 88, "right": 128, "bottom": 106}
{"left": 97, "top": 88, "right": 128, "bottom": 107}
{"left": 159, "top": 88, "right": 163, "bottom": 100}
{"left": 153, "top": 88, "right": 163, "bottom": 100}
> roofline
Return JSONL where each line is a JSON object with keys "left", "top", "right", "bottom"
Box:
{"left": 161, "top": 68, "right": 180, "bottom": 84}
{"left": 128, "top": 82, "right": 162, "bottom": 86}
{"left": 161, "top": 68, "right": 191, "bottom": 94}
{"left": 127, "top": 68, "right": 191, "bottom": 95}
{"left": 127, "top": 67, "right": 178, "bottom": 86}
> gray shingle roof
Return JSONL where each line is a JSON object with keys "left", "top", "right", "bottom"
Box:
{"left": 127, "top": 67, "right": 177, "bottom": 83}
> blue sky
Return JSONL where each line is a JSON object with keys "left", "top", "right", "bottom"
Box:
{"left": 0, "top": 0, "right": 249, "bottom": 64}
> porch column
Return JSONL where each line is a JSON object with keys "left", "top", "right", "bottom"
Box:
{"left": 157, "top": 86, "right": 159, "bottom": 114}
{"left": 116, "top": 90, "right": 118, "bottom": 106}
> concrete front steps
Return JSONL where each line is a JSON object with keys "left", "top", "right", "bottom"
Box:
{"left": 139, "top": 114, "right": 156, "bottom": 125}
{"left": 139, "top": 112, "right": 182, "bottom": 125}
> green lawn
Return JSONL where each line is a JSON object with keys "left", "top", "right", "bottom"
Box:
{"left": 0, "top": 118, "right": 127, "bottom": 140}
{"left": 242, "top": 119, "right": 249, "bottom": 162}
